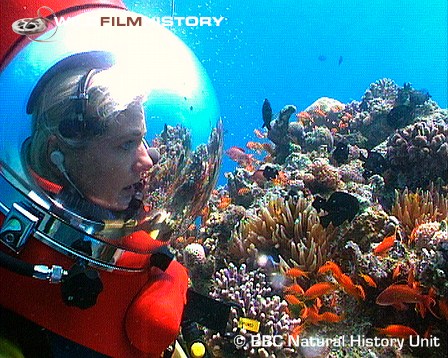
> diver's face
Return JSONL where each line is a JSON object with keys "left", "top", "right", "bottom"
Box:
{"left": 65, "top": 104, "right": 154, "bottom": 211}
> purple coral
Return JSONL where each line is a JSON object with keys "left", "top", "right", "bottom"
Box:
{"left": 207, "top": 263, "right": 301, "bottom": 357}
{"left": 361, "top": 78, "right": 399, "bottom": 106}
{"left": 386, "top": 118, "right": 448, "bottom": 189}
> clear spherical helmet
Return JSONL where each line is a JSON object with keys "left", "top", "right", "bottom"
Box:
{"left": 0, "top": 9, "right": 222, "bottom": 271}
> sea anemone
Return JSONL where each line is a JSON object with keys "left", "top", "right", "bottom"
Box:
{"left": 391, "top": 187, "right": 448, "bottom": 236}
{"left": 230, "top": 196, "right": 337, "bottom": 273}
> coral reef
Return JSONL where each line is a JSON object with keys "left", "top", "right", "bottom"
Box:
{"left": 386, "top": 117, "right": 448, "bottom": 190}
{"left": 418, "top": 240, "right": 448, "bottom": 297}
{"left": 230, "top": 196, "right": 337, "bottom": 273}
{"left": 302, "top": 126, "right": 334, "bottom": 153}
{"left": 265, "top": 103, "right": 297, "bottom": 164}
{"left": 179, "top": 79, "right": 448, "bottom": 358}
{"left": 302, "top": 158, "right": 342, "bottom": 194}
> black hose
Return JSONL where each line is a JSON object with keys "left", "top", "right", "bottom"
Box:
{"left": 0, "top": 250, "right": 35, "bottom": 277}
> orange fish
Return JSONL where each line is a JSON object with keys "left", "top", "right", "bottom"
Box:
{"left": 359, "top": 273, "right": 377, "bottom": 288}
{"left": 262, "top": 143, "right": 275, "bottom": 155}
{"left": 200, "top": 205, "right": 210, "bottom": 217}
{"left": 272, "top": 171, "right": 289, "bottom": 186}
{"left": 300, "top": 304, "right": 310, "bottom": 320}
{"left": 409, "top": 226, "right": 419, "bottom": 244}
{"left": 237, "top": 187, "right": 251, "bottom": 196}
{"left": 376, "top": 284, "right": 437, "bottom": 318}
{"left": 284, "top": 283, "right": 305, "bottom": 295}
{"left": 217, "top": 196, "right": 231, "bottom": 210}
{"left": 253, "top": 128, "right": 267, "bottom": 139}
{"left": 291, "top": 323, "right": 307, "bottom": 338}
{"left": 313, "top": 107, "right": 327, "bottom": 117}
{"left": 302, "top": 302, "right": 318, "bottom": 321}
{"left": 316, "top": 311, "right": 345, "bottom": 323}
{"left": 318, "top": 261, "right": 344, "bottom": 278}
{"left": 407, "top": 267, "right": 418, "bottom": 289}
{"left": 285, "top": 267, "right": 309, "bottom": 279}
{"left": 225, "top": 146, "right": 254, "bottom": 166}
{"left": 246, "top": 141, "right": 264, "bottom": 152}
{"left": 334, "top": 272, "right": 354, "bottom": 287}
{"left": 306, "top": 305, "right": 344, "bottom": 325}
{"left": 423, "top": 325, "right": 434, "bottom": 339}
{"left": 284, "top": 294, "right": 302, "bottom": 306}
{"left": 373, "top": 230, "right": 397, "bottom": 255}
{"left": 343, "top": 282, "right": 366, "bottom": 301}
{"left": 376, "top": 324, "right": 418, "bottom": 338}
{"left": 332, "top": 273, "right": 365, "bottom": 300}
{"left": 392, "top": 262, "right": 401, "bottom": 280}
{"left": 303, "top": 282, "right": 338, "bottom": 300}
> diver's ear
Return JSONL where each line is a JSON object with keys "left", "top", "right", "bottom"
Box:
{"left": 46, "top": 135, "right": 63, "bottom": 166}
{"left": 47, "top": 135, "right": 59, "bottom": 155}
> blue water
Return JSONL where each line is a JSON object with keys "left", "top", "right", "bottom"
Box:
{"left": 125, "top": 0, "right": 448, "bottom": 184}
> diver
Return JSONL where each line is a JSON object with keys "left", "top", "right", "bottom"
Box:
{"left": 0, "top": 51, "right": 215, "bottom": 357}
{"left": 24, "top": 64, "right": 163, "bottom": 223}
{"left": 0, "top": 4, "right": 224, "bottom": 355}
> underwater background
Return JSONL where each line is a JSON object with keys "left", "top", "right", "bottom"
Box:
{"left": 131, "top": 1, "right": 448, "bottom": 358}
{"left": 125, "top": 0, "right": 447, "bottom": 183}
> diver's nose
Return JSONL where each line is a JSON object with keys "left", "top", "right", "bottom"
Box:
{"left": 133, "top": 142, "right": 155, "bottom": 173}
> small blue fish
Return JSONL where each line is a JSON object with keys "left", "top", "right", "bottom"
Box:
{"left": 318, "top": 54, "right": 327, "bottom": 61}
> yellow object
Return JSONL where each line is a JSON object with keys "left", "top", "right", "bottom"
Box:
{"left": 238, "top": 317, "right": 260, "bottom": 333}
{"left": 0, "top": 337, "right": 24, "bottom": 358}
{"left": 190, "top": 342, "right": 206, "bottom": 358}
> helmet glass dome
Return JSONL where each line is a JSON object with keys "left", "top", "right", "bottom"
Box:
{"left": 0, "top": 15, "right": 222, "bottom": 270}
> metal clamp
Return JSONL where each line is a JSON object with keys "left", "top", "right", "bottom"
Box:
{"left": 0, "top": 202, "right": 40, "bottom": 253}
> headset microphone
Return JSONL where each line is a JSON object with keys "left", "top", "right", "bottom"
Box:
{"left": 50, "top": 151, "right": 65, "bottom": 171}
{"left": 50, "top": 151, "right": 84, "bottom": 198}
{"left": 147, "top": 147, "right": 160, "bottom": 165}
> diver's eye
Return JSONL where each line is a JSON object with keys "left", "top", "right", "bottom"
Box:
{"left": 119, "top": 140, "right": 139, "bottom": 151}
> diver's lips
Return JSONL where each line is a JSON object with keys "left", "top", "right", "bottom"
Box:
{"left": 123, "top": 182, "right": 142, "bottom": 191}
{"left": 123, "top": 183, "right": 135, "bottom": 191}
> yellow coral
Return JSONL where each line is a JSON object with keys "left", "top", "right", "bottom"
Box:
{"left": 231, "top": 196, "right": 337, "bottom": 273}
{"left": 391, "top": 187, "right": 448, "bottom": 236}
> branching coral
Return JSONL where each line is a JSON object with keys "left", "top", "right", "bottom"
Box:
{"left": 207, "top": 263, "right": 301, "bottom": 357}
{"left": 391, "top": 187, "right": 448, "bottom": 236}
{"left": 361, "top": 78, "right": 398, "bottom": 106}
{"left": 230, "top": 196, "right": 337, "bottom": 273}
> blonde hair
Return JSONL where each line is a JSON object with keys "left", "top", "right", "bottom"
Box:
{"left": 28, "top": 66, "right": 143, "bottom": 184}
